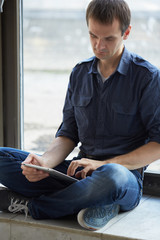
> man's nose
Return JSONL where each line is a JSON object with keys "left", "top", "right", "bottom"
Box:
{"left": 96, "top": 39, "right": 106, "bottom": 50}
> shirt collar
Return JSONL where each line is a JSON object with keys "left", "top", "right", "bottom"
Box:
{"left": 117, "top": 47, "right": 131, "bottom": 76}
{"left": 88, "top": 57, "right": 99, "bottom": 74}
{"left": 88, "top": 47, "right": 131, "bottom": 76}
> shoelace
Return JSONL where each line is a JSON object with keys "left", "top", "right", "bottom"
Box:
{"left": 8, "top": 198, "right": 29, "bottom": 219}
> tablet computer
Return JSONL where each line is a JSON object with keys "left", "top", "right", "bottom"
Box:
{"left": 22, "top": 163, "right": 79, "bottom": 184}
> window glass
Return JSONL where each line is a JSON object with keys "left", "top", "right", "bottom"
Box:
{"left": 23, "top": 0, "right": 90, "bottom": 156}
{"left": 23, "top": 0, "right": 160, "bottom": 169}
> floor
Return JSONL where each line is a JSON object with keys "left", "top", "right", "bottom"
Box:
{"left": 0, "top": 195, "right": 160, "bottom": 240}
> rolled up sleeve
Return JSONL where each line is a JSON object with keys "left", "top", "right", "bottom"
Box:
{"left": 56, "top": 72, "right": 79, "bottom": 145}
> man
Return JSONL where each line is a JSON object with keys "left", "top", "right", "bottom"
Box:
{"left": 0, "top": 0, "right": 160, "bottom": 231}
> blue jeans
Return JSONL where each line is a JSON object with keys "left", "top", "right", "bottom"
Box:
{"left": 0, "top": 147, "right": 143, "bottom": 219}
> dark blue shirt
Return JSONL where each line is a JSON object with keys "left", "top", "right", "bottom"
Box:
{"left": 56, "top": 47, "right": 160, "bottom": 158}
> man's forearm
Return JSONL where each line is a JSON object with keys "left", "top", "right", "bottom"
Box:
{"left": 106, "top": 141, "right": 160, "bottom": 170}
{"left": 41, "top": 136, "right": 76, "bottom": 168}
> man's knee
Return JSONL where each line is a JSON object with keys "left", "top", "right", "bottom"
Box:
{"left": 95, "top": 163, "right": 130, "bottom": 188}
{"left": 0, "top": 147, "right": 7, "bottom": 156}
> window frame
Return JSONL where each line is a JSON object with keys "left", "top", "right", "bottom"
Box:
{"left": 0, "top": 0, "right": 24, "bottom": 149}
{"left": 0, "top": 0, "right": 160, "bottom": 196}
{"left": 0, "top": 10, "right": 3, "bottom": 146}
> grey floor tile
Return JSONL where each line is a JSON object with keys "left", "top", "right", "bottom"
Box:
{"left": 0, "top": 211, "right": 19, "bottom": 220}
{"left": 0, "top": 222, "right": 10, "bottom": 240}
{"left": 11, "top": 222, "right": 102, "bottom": 240}
{"left": 97, "top": 195, "right": 151, "bottom": 234}
{"left": 13, "top": 214, "right": 81, "bottom": 230}
{"left": 102, "top": 196, "right": 160, "bottom": 240}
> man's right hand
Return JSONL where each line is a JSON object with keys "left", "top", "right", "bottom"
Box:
{"left": 21, "top": 153, "right": 49, "bottom": 182}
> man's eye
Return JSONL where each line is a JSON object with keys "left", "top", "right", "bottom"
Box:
{"left": 106, "top": 38, "right": 114, "bottom": 41}
{"left": 90, "top": 34, "right": 96, "bottom": 39}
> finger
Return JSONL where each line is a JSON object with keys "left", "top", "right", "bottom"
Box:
{"left": 67, "top": 160, "right": 82, "bottom": 176}
{"left": 75, "top": 170, "right": 87, "bottom": 179}
{"left": 22, "top": 167, "right": 38, "bottom": 175}
{"left": 76, "top": 165, "right": 92, "bottom": 179}
{"left": 75, "top": 171, "right": 82, "bottom": 179}
{"left": 21, "top": 165, "right": 33, "bottom": 174}
{"left": 22, "top": 153, "right": 42, "bottom": 165}
{"left": 23, "top": 169, "right": 49, "bottom": 181}
{"left": 67, "top": 161, "right": 77, "bottom": 176}
{"left": 21, "top": 165, "right": 49, "bottom": 179}
{"left": 22, "top": 153, "right": 35, "bottom": 164}
{"left": 25, "top": 173, "right": 49, "bottom": 182}
{"left": 81, "top": 166, "right": 91, "bottom": 179}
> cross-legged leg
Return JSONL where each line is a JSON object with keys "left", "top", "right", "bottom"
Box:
{"left": 28, "top": 163, "right": 143, "bottom": 219}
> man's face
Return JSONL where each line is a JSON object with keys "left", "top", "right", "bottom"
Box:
{"left": 88, "top": 18, "right": 129, "bottom": 61}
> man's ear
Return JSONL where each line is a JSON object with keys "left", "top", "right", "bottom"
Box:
{"left": 123, "top": 25, "right": 132, "bottom": 40}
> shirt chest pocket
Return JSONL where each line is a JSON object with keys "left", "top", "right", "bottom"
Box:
{"left": 71, "top": 95, "right": 92, "bottom": 107}
{"left": 111, "top": 103, "right": 140, "bottom": 136}
{"left": 71, "top": 95, "right": 92, "bottom": 138}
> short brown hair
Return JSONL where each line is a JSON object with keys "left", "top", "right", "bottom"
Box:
{"left": 86, "top": 0, "right": 131, "bottom": 35}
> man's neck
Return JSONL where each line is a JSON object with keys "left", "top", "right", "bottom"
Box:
{"left": 99, "top": 45, "right": 124, "bottom": 79}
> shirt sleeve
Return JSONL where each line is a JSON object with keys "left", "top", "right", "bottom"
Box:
{"left": 139, "top": 69, "right": 160, "bottom": 143}
{"left": 55, "top": 71, "right": 79, "bottom": 145}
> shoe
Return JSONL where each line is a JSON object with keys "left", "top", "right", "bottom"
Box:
{"left": 0, "top": 187, "right": 29, "bottom": 217}
{"left": 77, "top": 204, "right": 120, "bottom": 230}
